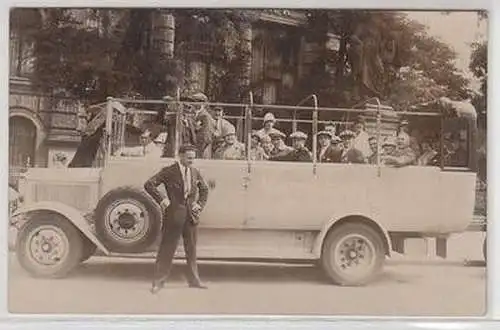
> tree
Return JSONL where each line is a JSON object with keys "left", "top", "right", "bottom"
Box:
{"left": 300, "top": 10, "right": 470, "bottom": 112}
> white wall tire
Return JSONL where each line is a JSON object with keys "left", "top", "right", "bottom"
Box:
{"left": 321, "top": 222, "right": 385, "bottom": 286}
{"left": 16, "top": 213, "right": 84, "bottom": 278}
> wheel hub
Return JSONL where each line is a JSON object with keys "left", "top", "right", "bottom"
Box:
{"left": 334, "top": 235, "right": 374, "bottom": 274}
{"left": 27, "top": 226, "right": 68, "bottom": 266}
{"left": 107, "top": 201, "right": 148, "bottom": 241}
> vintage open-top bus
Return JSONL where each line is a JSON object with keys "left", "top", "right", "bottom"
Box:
{"left": 10, "top": 92, "right": 479, "bottom": 286}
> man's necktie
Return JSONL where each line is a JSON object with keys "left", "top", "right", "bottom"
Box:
{"left": 184, "top": 167, "right": 190, "bottom": 199}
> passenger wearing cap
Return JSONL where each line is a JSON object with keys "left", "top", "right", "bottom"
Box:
{"left": 270, "top": 131, "right": 312, "bottom": 162}
{"left": 187, "top": 92, "right": 216, "bottom": 159}
{"left": 211, "top": 106, "right": 233, "bottom": 152}
{"left": 382, "top": 134, "right": 416, "bottom": 167}
{"left": 249, "top": 131, "right": 268, "bottom": 161}
{"left": 257, "top": 112, "right": 280, "bottom": 137}
{"left": 213, "top": 124, "right": 245, "bottom": 160}
{"left": 268, "top": 129, "right": 293, "bottom": 158}
{"left": 339, "top": 130, "right": 365, "bottom": 164}
{"left": 396, "top": 119, "right": 410, "bottom": 141}
{"left": 352, "top": 116, "right": 371, "bottom": 159}
{"left": 317, "top": 130, "right": 342, "bottom": 163}
{"left": 324, "top": 122, "right": 341, "bottom": 144}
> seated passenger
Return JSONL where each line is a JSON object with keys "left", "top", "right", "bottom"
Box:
{"left": 417, "top": 139, "right": 439, "bottom": 166}
{"left": 367, "top": 136, "right": 379, "bottom": 164}
{"left": 382, "top": 135, "right": 417, "bottom": 167}
{"left": 249, "top": 131, "right": 268, "bottom": 161}
{"left": 339, "top": 130, "right": 365, "bottom": 164}
{"left": 260, "top": 134, "right": 274, "bottom": 158}
{"left": 269, "top": 130, "right": 293, "bottom": 158}
{"left": 352, "top": 116, "right": 371, "bottom": 158}
{"left": 317, "top": 130, "right": 342, "bottom": 163}
{"left": 447, "top": 133, "right": 468, "bottom": 167}
{"left": 213, "top": 125, "right": 245, "bottom": 160}
{"left": 380, "top": 136, "right": 397, "bottom": 164}
{"left": 257, "top": 112, "right": 279, "bottom": 137}
{"left": 118, "top": 129, "right": 163, "bottom": 158}
{"left": 270, "top": 131, "right": 312, "bottom": 162}
{"left": 212, "top": 106, "right": 233, "bottom": 153}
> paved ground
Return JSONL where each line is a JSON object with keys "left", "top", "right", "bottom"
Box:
{"left": 8, "top": 232, "right": 486, "bottom": 316}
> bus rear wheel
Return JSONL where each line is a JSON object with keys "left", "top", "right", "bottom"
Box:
{"left": 16, "top": 213, "right": 84, "bottom": 278}
{"left": 321, "top": 222, "right": 385, "bottom": 286}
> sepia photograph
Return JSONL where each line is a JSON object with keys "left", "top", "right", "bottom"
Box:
{"left": 7, "top": 8, "right": 488, "bottom": 316}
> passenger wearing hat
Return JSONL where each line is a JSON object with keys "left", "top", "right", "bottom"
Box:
{"left": 270, "top": 131, "right": 312, "bottom": 162}
{"left": 187, "top": 92, "right": 216, "bottom": 159}
{"left": 249, "top": 131, "right": 268, "bottom": 161}
{"left": 317, "top": 130, "right": 342, "bottom": 163}
{"left": 268, "top": 129, "right": 293, "bottom": 158}
{"left": 257, "top": 112, "right": 279, "bottom": 137}
{"left": 339, "top": 130, "right": 365, "bottom": 164}
{"left": 352, "top": 116, "right": 371, "bottom": 159}
{"left": 213, "top": 124, "right": 245, "bottom": 160}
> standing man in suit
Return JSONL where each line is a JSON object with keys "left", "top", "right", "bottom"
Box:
{"left": 144, "top": 144, "right": 209, "bottom": 294}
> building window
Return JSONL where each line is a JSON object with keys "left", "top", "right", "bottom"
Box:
{"left": 9, "top": 116, "right": 37, "bottom": 168}
{"left": 10, "top": 31, "right": 34, "bottom": 78}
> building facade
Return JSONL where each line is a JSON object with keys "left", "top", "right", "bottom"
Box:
{"left": 8, "top": 9, "right": 340, "bottom": 185}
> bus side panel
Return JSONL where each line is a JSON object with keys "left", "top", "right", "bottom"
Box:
{"left": 100, "top": 157, "right": 248, "bottom": 229}
{"left": 184, "top": 229, "right": 317, "bottom": 260}
{"left": 373, "top": 166, "right": 443, "bottom": 232}
{"left": 437, "top": 171, "right": 477, "bottom": 233}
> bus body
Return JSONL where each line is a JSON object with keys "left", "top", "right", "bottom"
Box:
{"left": 11, "top": 94, "right": 478, "bottom": 286}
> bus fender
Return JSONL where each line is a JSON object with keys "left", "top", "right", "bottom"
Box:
{"left": 12, "top": 201, "right": 110, "bottom": 255}
{"left": 312, "top": 215, "right": 392, "bottom": 258}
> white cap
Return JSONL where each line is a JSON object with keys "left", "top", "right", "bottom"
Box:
{"left": 263, "top": 112, "right": 276, "bottom": 123}
{"left": 141, "top": 129, "right": 152, "bottom": 138}
{"left": 290, "top": 131, "right": 308, "bottom": 140}
{"left": 222, "top": 124, "right": 236, "bottom": 137}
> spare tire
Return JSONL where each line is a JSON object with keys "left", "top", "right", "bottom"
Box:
{"left": 94, "top": 186, "right": 162, "bottom": 253}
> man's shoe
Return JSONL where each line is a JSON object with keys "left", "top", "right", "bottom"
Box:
{"left": 188, "top": 282, "right": 208, "bottom": 289}
{"left": 150, "top": 280, "right": 165, "bottom": 294}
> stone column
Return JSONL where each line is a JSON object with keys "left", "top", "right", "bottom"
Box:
{"left": 325, "top": 32, "right": 341, "bottom": 78}
{"left": 239, "top": 22, "right": 253, "bottom": 102}
{"left": 152, "top": 10, "right": 175, "bottom": 59}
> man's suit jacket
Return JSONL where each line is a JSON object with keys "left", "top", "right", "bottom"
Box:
{"left": 144, "top": 162, "right": 209, "bottom": 225}
{"left": 341, "top": 148, "right": 366, "bottom": 164}
{"left": 318, "top": 145, "right": 342, "bottom": 163}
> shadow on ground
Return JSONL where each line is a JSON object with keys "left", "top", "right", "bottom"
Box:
{"left": 65, "top": 258, "right": 438, "bottom": 287}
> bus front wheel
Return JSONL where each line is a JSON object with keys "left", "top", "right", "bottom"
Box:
{"left": 321, "top": 222, "right": 385, "bottom": 286}
{"left": 16, "top": 213, "right": 84, "bottom": 278}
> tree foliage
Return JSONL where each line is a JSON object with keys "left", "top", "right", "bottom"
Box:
{"left": 11, "top": 8, "right": 471, "bottom": 110}
{"left": 301, "top": 10, "right": 470, "bottom": 110}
